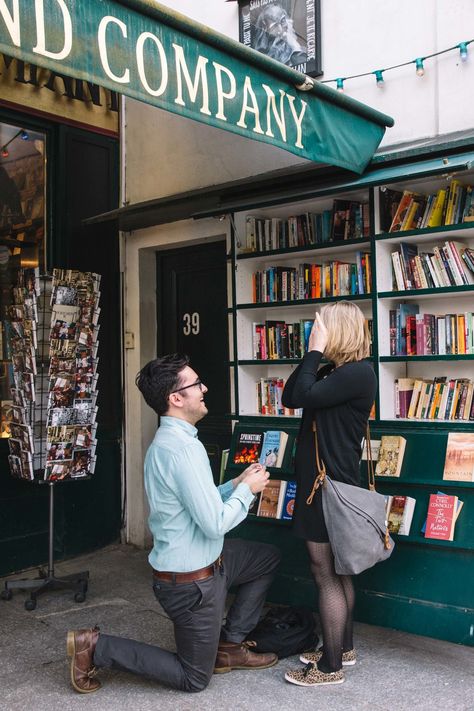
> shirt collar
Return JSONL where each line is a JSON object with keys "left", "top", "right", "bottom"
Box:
{"left": 159, "top": 415, "right": 198, "bottom": 438}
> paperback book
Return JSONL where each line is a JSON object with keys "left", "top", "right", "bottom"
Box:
{"left": 233, "top": 432, "right": 263, "bottom": 464}
{"left": 375, "top": 436, "right": 407, "bottom": 477}
{"left": 424, "top": 493, "right": 460, "bottom": 541}
{"left": 442, "top": 432, "right": 474, "bottom": 482}
{"left": 258, "top": 430, "right": 289, "bottom": 468}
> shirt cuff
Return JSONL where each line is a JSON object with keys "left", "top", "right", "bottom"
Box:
{"left": 218, "top": 479, "right": 235, "bottom": 501}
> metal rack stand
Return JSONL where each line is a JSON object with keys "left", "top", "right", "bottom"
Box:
{"left": 1, "top": 481, "right": 89, "bottom": 610}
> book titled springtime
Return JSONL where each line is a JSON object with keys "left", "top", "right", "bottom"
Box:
{"left": 442, "top": 432, "right": 474, "bottom": 482}
{"left": 375, "top": 435, "right": 407, "bottom": 477}
{"left": 424, "top": 494, "right": 459, "bottom": 541}
{"left": 233, "top": 432, "right": 263, "bottom": 464}
{"left": 258, "top": 430, "right": 289, "bottom": 468}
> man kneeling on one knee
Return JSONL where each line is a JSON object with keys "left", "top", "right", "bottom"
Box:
{"left": 67, "top": 354, "right": 280, "bottom": 694}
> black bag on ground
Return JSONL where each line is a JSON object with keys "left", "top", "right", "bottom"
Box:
{"left": 245, "top": 606, "right": 319, "bottom": 659}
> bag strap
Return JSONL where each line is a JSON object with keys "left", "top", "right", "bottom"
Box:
{"left": 306, "top": 420, "right": 376, "bottom": 506}
{"left": 306, "top": 419, "right": 326, "bottom": 505}
{"left": 366, "top": 423, "right": 376, "bottom": 492}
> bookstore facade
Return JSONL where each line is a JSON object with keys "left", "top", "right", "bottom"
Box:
{"left": 1, "top": 1, "right": 473, "bottom": 646}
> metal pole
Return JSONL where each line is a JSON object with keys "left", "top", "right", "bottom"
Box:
{"left": 48, "top": 482, "right": 54, "bottom": 578}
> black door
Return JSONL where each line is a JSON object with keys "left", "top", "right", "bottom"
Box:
{"left": 156, "top": 241, "right": 231, "bottom": 480}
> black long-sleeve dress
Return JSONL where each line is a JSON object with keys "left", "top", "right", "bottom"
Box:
{"left": 282, "top": 350, "right": 377, "bottom": 542}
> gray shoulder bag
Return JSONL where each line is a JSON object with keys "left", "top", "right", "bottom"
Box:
{"left": 307, "top": 420, "right": 394, "bottom": 575}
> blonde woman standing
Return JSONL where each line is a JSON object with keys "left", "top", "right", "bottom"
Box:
{"left": 282, "top": 302, "right": 377, "bottom": 687}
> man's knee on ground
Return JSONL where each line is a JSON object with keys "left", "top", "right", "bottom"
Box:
{"left": 181, "top": 669, "right": 213, "bottom": 693}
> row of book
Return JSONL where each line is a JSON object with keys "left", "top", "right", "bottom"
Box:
{"left": 255, "top": 377, "right": 302, "bottom": 418}
{"left": 6, "top": 268, "right": 101, "bottom": 482}
{"left": 384, "top": 492, "right": 463, "bottom": 541}
{"left": 251, "top": 254, "right": 372, "bottom": 303}
{"left": 382, "top": 182, "right": 474, "bottom": 234}
{"left": 252, "top": 318, "right": 373, "bottom": 361}
{"left": 249, "top": 479, "right": 296, "bottom": 520}
{"left": 240, "top": 200, "right": 370, "bottom": 253}
{"left": 389, "top": 304, "right": 474, "bottom": 356}
{"left": 394, "top": 376, "right": 474, "bottom": 421}
{"left": 390, "top": 240, "right": 474, "bottom": 291}
{"left": 372, "top": 432, "right": 474, "bottom": 482}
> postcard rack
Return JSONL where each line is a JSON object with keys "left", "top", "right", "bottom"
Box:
{"left": 1, "top": 268, "right": 100, "bottom": 610}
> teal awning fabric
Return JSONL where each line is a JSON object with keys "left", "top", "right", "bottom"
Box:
{"left": 0, "top": 0, "right": 393, "bottom": 173}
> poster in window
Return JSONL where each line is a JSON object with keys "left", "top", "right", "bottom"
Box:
{"left": 238, "top": 0, "right": 322, "bottom": 78}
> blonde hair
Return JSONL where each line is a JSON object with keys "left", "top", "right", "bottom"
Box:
{"left": 319, "top": 301, "right": 370, "bottom": 365}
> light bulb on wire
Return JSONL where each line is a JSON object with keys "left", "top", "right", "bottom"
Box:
{"left": 415, "top": 58, "right": 425, "bottom": 76}
{"left": 336, "top": 78, "right": 344, "bottom": 92}
{"left": 1, "top": 148, "right": 9, "bottom": 158}
{"left": 373, "top": 70, "right": 384, "bottom": 88}
{"left": 458, "top": 42, "right": 469, "bottom": 62}
{"left": 20, "top": 130, "right": 29, "bottom": 140}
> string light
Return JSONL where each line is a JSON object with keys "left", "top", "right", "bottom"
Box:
{"left": 321, "top": 38, "right": 474, "bottom": 92}
{"left": 415, "top": 58, "right": 425, "bottom": 77}
{"left": 0, "top": 128, "right": 29, "bottom": 159}
{"left": 373, "top": 70, "right": 384, "bottom": 88}
{"left": 458, "top": 42, "right": 469, "bottom": 62}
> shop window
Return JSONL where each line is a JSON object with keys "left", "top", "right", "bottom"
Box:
{"left": 0, "top": 121, "right": 46, "bottom": 437}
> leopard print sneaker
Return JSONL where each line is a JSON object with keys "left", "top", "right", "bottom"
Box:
{"left": 299, "top": 648, "right": 356, "bottom": 666}
{"left": 285, "top": 663, "right": 345, "bottom": 687}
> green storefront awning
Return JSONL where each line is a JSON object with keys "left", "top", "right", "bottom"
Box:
{"left": 0, "top": 0, "right": 393, "bottom": 173}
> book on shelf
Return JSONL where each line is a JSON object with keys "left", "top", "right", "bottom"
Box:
{"left": 389, "top": 191, "right": 418, "bottom": 232}
{"left": 386, "top": 495, "right": 416, "bottom": 535}
{"left": 375, "top": 435, "right": 407, "bottom": 477}
{"left": 257, "top": 479, "right": 287, "bottom": 518}
{"left": 233, "top": 432, "right": 263, "bottom": 464}
{"left": 379, "top": 188, "right": 403, "bottom": 233}
{"left": 424, "top": 493, "right": 460, "bottom": 541}
{"left": 280, "top": 480, "right": 297, "bottom": 521}
{"left": 248, "top": 491, "right": 261, "bottom": 516}
{"left": 360, "top": 438, "right": 381, "bottom": 462}
{"left": 219, "top": 448, "right": 230, "bottom": 485}
{"left": 442, "top": 433, "right": 474, "bottom": 482}
{"left": 421, "top": 491, "right": 464, "bottom": 534}
{"left": 258, "top": 430, "right": 289, "bottom": 468}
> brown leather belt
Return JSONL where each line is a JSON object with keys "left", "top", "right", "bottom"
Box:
{"left": 153, "top": 554, "right": 222, "bottom": 584}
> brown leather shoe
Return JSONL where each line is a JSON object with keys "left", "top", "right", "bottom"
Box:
{"left": 214, "top": 640, "right": 278, "bottom": 673}
{"left": 66, "top": 626, "right": 101, "bottom": 693}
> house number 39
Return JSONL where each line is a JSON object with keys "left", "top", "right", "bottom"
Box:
{"left": 182, "top": 312, "right": 200, "bottom": 335}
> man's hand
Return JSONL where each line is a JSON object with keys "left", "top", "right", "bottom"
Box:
{"left": 241, "top": 463, "right": 270, "bottom": 494}
{"left": 308, "top": 312, "right": 328, "bottom": 353}
{"left": 232, "top": 462, "right": 261, "bottom": 488}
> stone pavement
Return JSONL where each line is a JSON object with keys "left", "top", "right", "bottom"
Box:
{"left": 0, "top": 543, "right": 473, "bottom": 711}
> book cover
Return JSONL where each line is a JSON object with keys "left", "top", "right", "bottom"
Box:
{"left": 259, "top": 430, "right": 289, "bottom": 468}
{"left": 375, "top": 436, "right": 407, "bottom": 477}
{"left": 424, "top": 493, "right": 458, "bottom": 541}
{"left": 248, "top": 492, "right": 262, "bottom": 515}
{"left": 442, "top": 432, "right": 474, "bottom": 482}
{"left": 421, "top": 491, "right": 464, "bottom": 533}
{"left": 399, "top": 496, "right": 416, "bottom": 535}
{"left": 233, "top": 432, "right": 263, "bottom": 464}
{"left": 387, "top": 495, "right": 408, "bottom": 534}
{"left": 280, "top": 480, "right": 297, "bottom": 520}
{"left": 257, "top": 479, "right": 285, "bottom": 518}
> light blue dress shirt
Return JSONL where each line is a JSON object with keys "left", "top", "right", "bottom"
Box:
{"left": 144, "top": 416, "right": 254, "bottom": 572}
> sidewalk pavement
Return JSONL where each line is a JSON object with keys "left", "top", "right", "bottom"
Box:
{"left": 1, "top": 543, "right": 473, "bottom": 711}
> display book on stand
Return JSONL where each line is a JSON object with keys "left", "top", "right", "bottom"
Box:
{"left": 1, "top": 266, "right": 100, "bottom": 610}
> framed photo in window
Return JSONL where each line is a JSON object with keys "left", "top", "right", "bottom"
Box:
{"left": 237, "top": 0, "right": 322, "bottom": 78}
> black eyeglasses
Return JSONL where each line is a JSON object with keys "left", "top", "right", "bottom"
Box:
{"left": 172, "top": 379, "right": 204, "bottom": 393}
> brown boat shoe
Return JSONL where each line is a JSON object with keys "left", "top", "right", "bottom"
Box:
{"left": 214, "top": 640, "right": 278, "bottom": 673}
{"left": 66, "top": 626, "right": 101, "bottom": 693}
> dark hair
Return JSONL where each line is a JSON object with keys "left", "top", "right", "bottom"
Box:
{"left": 135, "top": 354, "right": 189, "bottom": 416}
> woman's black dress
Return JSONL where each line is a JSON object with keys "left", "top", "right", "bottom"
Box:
{"left": 282, "top": 350, "right": 377, "bottom": 543}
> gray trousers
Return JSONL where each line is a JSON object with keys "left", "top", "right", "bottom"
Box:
{"left": 94, "top": 538, "right": 280, "bottom": 692}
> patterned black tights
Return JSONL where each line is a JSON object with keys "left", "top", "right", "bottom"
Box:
{"left": 306, "top": 541, "right": 355, "bottom": 673}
